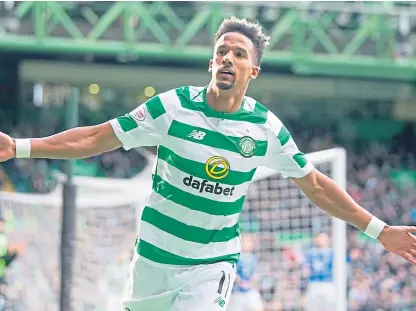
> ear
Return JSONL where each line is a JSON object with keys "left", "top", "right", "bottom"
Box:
{"left": 250, "top": 66, "right": 260, "bottom": 80}
{"left": 208, "top": 59, "right": 213, "bottom": 72}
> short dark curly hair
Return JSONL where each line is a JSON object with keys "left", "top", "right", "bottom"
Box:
{"left": 215, "top": 16, "right": 270, "bottom": 66}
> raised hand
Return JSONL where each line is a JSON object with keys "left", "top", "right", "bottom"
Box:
{"left": 0, "top": 131, "right": 15, "bottom": 162}
{"left": 378, "top": 225, "right": 416, "bottom": 265}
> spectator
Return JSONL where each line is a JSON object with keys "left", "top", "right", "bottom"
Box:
{"left": 229, "top": 232, "right": 264, "bottom": 311}
{"left": 302, "top": 233, "right": 336, "bottom": 311}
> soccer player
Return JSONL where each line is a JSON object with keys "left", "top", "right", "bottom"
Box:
{"left": 303, "top": 233, "right": 336, "bottom": 311}
{"left": 1, "top": 17, "right": 416, "bottom": 311}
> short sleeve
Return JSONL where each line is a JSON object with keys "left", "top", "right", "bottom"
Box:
{"left": 264, "top": 111, "right": 314, "bottom": 178}
{"left": 110, "top": 94, "right": 170, "bottom": 150}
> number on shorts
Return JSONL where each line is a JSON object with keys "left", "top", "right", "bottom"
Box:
{"left": 217, "top": 271, "right": 231, "bottom": 298}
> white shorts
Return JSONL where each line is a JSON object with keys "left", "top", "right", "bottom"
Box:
{"left": 122, "top": 252, "right": 237, "bottom": 311}
{"left": 305, "top": 282, "right": 336, "bottom": 311}
{"left": 228, "top": 289, "right": 264, "bottom": 311}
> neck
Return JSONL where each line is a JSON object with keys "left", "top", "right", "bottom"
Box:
{"left": 206, "top": 82, "right": 247, "bottom": 113}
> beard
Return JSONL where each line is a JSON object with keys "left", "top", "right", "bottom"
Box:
{"left": 216, "top": 81, "right": 234, "bottom": 90}
{"left": 216, "top": 74, "right": 235, "bottom": 90}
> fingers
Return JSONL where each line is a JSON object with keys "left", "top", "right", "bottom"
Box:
{"left": 405, "top": 232, "right": 416, "bottom": 242}
{"left": 404, "top": 226, "right": 416, "bottom": 233}
{"left": 402, "top": 252, "right": 416, "bottom": 265}
{"left": 410, "top": 248, "right": 416, "bottom": 257}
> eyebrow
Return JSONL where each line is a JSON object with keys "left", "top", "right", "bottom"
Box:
{"left": 236, "top": 47, "right": 248, "bottom": 54}
{"left": 216, "top": 44, "right": 248, "bottom": 54}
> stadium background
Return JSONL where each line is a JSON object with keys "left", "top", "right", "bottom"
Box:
{"left": 0, "top": 1, "right": 416, "bottom": 311}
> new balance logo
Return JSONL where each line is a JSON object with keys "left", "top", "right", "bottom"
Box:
{"left": 213, "top": 297, "right": 226, "bottom": 308}
{"left": 188, "top": 130, "right": 206, "bottom": 140}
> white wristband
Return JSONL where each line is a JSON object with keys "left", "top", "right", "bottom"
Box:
{"left": 364, "top": 217, "right": 387, "bottom": 239}
{"left": 15, "top": 138, "right": 31, "bottom": 158}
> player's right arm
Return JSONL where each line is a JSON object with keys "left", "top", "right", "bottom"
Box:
{"left": 2, "top": 122, "right": 121, "bottom": 162}
{"left": 0, "top": 91, "right": 170, "bottom": 162}
{"left": 0, "top": 122, "right": 122, "bottom": 162}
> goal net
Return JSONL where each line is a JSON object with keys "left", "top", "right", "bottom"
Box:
{"left": 238, "top": 147, "right": 347, "bottom": 311}
{"left": 0, "top": 148, "right": 347, "bottom": 311}
{"left": 0, "top": 162, "right": 154, "bottom": 311}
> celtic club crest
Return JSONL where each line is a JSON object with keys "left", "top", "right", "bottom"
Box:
{"left": 238, "top": 136, "right": 256, "bottom": 158}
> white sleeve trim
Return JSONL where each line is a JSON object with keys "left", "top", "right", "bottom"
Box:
{"left": 281, "top": 162, "right": 315, "bottom": 179}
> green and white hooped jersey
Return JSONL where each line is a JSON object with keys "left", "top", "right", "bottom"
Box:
{"left": 110, "top": 86, "right": 314, "bottom": 266}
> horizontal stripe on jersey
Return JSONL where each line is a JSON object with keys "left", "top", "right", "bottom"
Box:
{"left": 156, "top": 157, "right": 249, "bottom": 202}
{"left": 140, "top": 220, "right": 240, "bottom": 259}
{"left": 145, "top": 95, "right": 166, "bottom": 119}
{"left": 152, "top": 174, "right": 244, "bottom": 216}
{"left": 141, "top": 207, "right": 240, "bottom": 244}
{"left": 157, "top": 145, "right": 256, "bottom": 185}
{"left": 137, "top": 239, "right": 240, "bottom": 265}
{"left": 168, "top": 120, "right": 267, "bottom": 156}
{"left": 117, "top": 114, "right": 138, "bottom": 132}
{"left": 176, "top": 86, "right": 268, "bottom": 124}
{"left": 147, "top": 192, "right": 240, "bottom": 230}
{"left": 277, "top": 124, "right": 291, "bottom": 146}
{"left": 293, "top": 152, "right": 308, "bottom": 168}
{"left": 116, "top": 96, "right": 166, "bottom": 133}
{"left": 163, "top": 136, "right": 263, "bottom": 172}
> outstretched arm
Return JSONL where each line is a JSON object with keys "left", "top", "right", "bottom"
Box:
{"left": 0, "top": 122, "right": 122, "bottom": 162}
{"left": 291, "top": 169, "right": 372, "bottom": 231}
{"left": 292, "top": 169, "right": 416, "bottom": 265}
{"left": 262, "top": 111, "right": 416, "bottom": 264}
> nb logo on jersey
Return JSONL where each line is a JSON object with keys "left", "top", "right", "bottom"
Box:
{"left": 213, "top": 296, "right": 226, "bottom": 308}
{"left": 188, "top": 130, "right": 206, "bottom": 140}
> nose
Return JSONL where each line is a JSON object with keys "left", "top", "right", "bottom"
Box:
{"left": 222, "top": 51, "right": 233, "bottom": 66}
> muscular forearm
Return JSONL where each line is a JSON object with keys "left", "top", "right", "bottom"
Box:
{"left": 300, "top": 171, "right": 373, "bottom": 232}
{"left": 13, "top": 122, "right": 121, "bottom": 160}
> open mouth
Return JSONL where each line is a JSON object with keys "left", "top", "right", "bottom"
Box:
{"left": 218, "top": 68, "right": 235, "bottom": 76}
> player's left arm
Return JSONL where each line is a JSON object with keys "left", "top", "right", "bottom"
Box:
{"left": 291, "top": 169, "right": 372, "bottom": 232}
{"left": 264, "top": 112, "right": 416, "bottom": 265}
{"left": 291, "top": 170, "right": 416, "bottom": 265}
